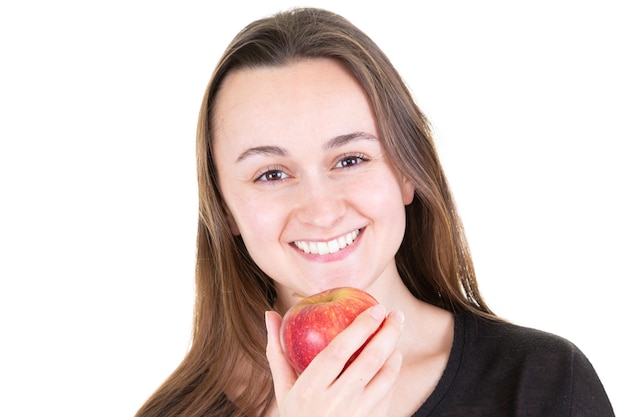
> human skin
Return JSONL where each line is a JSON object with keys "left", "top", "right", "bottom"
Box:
{"left": 212, "top": 58, "right": 452, "bottom": 417}
{"left": 212, "top": 58, "right": 414, "bottom": 310}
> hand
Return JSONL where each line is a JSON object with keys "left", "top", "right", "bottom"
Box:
{"left": 265, "top": 305, "right": 404, "bottom": 417}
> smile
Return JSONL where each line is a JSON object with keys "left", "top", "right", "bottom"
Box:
{"left": 293, "top": 229, "right": 360, "bottom": 255}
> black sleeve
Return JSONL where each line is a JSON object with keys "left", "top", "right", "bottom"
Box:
{"left": 471, "top": 317, "right": 616, "bottom": 416}
{"left": 415, "top": 314, "right": 615, "bottom": 416}
{"left": 568, "top": 346, "right": 615, "bottom": 416}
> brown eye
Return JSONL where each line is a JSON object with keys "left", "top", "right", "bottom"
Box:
{"left": 255, "top": 169, "right": 287, "bottom": 182}
{"left": 341, "top": 156, "right": 359, "bottom": 167}
{"left": 265, "top": 171, "right": 283, "bottom": 180}
{"left": 335, "top": 154, "right": 370, "bottom": 169}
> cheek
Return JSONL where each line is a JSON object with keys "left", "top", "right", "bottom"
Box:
{"left": 357, "top": 169, "right": 409, "bottom": 214}
{"left": 231, "top": 197, "right": 292, "bottom": 280}
{"left": 229, "top": 194, "right": 285, "bottom": 245}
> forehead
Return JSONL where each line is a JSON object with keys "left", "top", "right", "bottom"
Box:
{"left": 211, "top": 58, "right": 378, "bottom": 151}
{"left": 214, "top": 58, "right": 365, "bottom": 108}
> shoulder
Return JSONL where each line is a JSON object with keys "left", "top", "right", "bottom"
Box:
{"left": 463, "top": 312, "right": 577, "bottom": 354}
{"left": 444, "top": 312, "right": 615, "bottom": 415}
{"left": 459, "top": 312, "right": 594, "bottom": 376}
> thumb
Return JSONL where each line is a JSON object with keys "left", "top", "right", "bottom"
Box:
{"left": 265, "top": 310, "right": 297, "bottom": 402}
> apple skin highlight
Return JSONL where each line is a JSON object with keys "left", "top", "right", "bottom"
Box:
{"left": 279, "top": 287, "right": 379, "bottom": 375}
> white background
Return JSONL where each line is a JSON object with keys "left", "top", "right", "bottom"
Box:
{"left": 1, "top": 1, "right": 623, "bottom": 416}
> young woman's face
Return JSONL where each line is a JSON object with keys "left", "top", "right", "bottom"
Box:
{"left": 213, "top": 58, "right": 414, "bottom": 308}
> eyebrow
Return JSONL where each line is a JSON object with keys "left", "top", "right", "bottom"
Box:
{"left": 235, "top": 131, "right": 378, "bottom": 162}
{"left": 323, "top": 131, "right": 378, "bottom": 151}
{"left": 235, "top": 145, "right": 286, "bottom": 162}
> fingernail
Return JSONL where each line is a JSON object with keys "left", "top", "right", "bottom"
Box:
{"left": 391, "top": 310, "right": 405, "bottom": 327}
{"left": 369, "top": 304, "right": 386, "bottom": 320}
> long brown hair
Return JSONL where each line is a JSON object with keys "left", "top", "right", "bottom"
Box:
{"left": 136, "top": 7, "right": 494, "bottom": 417}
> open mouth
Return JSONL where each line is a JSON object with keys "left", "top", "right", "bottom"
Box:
{"left": 293, "top": 229, "right": 361, "bottom": 255}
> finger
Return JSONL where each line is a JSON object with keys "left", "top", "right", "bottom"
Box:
{"left": 300, "top": 304, "right": 388, "bottom": 386}
{"left": 338, "top": 309, "right": 404, "bottom": 388}
{"left": 358, "top": 349, "right": 403, "bottom": 417}
{"left": 265, "top": 311, "right": 298, "bottom": 403}
{"left": 364, "top": 347, "right": 403, "bottom": 396}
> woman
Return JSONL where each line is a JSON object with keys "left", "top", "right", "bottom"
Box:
{"left": 136, "top": 7, "right": 614, "bottom": 417}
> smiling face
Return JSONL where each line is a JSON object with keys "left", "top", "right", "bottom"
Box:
{"left": 212, "top": 58, "right": 414, "bottom": 309}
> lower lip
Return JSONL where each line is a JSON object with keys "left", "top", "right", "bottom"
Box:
{"left": 292, "top": 228, "right": 364, "bottom": 263}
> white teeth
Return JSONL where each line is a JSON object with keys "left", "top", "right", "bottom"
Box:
{"left": 294, "top": 230, "right": 360, "bottom": 255}
{"left": 318, "top": 242, "right": 330, "bottom": 255}
{"left": 298, "top": 241, "right": 311, "bottom": 254}
{"left": 327, "top": 240, "right": 339, "bottom": 254}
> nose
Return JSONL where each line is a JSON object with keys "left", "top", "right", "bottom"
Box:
{"left": 294, "top": 177, "right": 346, "bottom": 229}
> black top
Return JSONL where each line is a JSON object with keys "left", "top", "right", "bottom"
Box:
{"left": 411, "top": 312, "right": 614, "bottom": 416}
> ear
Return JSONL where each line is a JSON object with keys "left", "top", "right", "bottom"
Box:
{"left": 222, "top": 203, "right": 241, "bottom": 236}
{"left": 401, "top": 175, "right": 415, "bottom": 205}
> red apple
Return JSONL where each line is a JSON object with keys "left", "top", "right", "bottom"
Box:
{"left": 279, "top": 287, "right": 379, "bottom": 375}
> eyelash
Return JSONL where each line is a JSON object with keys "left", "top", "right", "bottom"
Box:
{"left": 253, "top": 153, "right": 371, "bottom": 183}
{"left": 254, "top": 165, "right": 287, "bottom": 183}
{"left": 334, "top": 153, "right": 370, "bottom": 168}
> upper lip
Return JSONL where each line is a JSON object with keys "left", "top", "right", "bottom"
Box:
{"left": 292, "top": 228, "right": 361, "bottom": 255}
